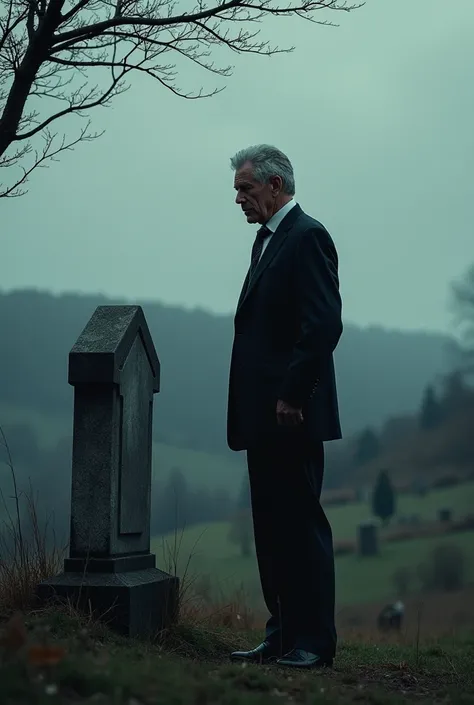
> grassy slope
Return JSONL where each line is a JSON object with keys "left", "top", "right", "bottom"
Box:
{"left": 0, "top": 402, "right": 244, "bottom": 494}
{"left": 155, "top": 528, "right": 474, "bottom": 608}
{"left": 326, "top": 482, "right": 474, "bottom": 540}
{"left": 1, "top": 611, "right": 473, "bottom": 705}
{"left": 153, "top": 442, "right": 242, "bottom": 494}
{"left": 154, "top": 482, "right": 474, "bottom": 607}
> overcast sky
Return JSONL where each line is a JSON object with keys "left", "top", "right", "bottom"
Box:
{"left": 1, "top": 0, "right": 473, "bottom": 334}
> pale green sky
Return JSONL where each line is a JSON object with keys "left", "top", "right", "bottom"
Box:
{"left": 1, "top": 0, "right": 473, "bottom": 333}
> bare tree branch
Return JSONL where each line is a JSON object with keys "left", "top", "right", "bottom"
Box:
{"left": 53, "top": 0, "right": 356, "bottom": 47}
{"left": 453, "top": 266, "right": 474, "bottom": 325}
{"left": 15, "top": 72, "right": 129, "bottom": 139}
{"left": 0, "top": 121, "right": 99, "bottom": 196}
{"left": 62, "top": 0, "right": 92, "bottom": 23}
{"left": 450, "top": 263, "right": 474, "bottom": 376}
{"left": 0, "top": 4, "right": 29, "bottom": 54}
{"left": 0, "top": 0, "right": 363, "bottom": 196}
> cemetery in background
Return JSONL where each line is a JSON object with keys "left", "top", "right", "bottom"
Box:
{"left": 0, "top": 296, "right": 473, "bottom": 638}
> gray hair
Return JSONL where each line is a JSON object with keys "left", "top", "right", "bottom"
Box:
{"left": 230, "top": 144, "right": 295, "bottom": 196}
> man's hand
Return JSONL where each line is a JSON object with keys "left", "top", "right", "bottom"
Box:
{"left": 276, "top": 399, "right": 304, "bottom": 426}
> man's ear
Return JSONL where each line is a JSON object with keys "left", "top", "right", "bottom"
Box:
{"left": 269, "top": 175, "right": 282, "bottom": 197}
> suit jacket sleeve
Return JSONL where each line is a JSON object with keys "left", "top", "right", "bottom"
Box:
{"left": 278, "top": 225, "right": 343, "bottom": 408}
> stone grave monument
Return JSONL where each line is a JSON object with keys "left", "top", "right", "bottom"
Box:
{"left": 357, "top": 521, "right": 379, "bottom": 557}
{"left": 37, "top": 305, "right": 179, "bottom": 637}
{"left": 438, "top": 508, "right": 452, "bottom": 523}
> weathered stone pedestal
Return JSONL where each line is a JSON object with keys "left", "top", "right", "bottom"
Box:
{"left": 37, "top": 306, "right": 179, "bottom": 637}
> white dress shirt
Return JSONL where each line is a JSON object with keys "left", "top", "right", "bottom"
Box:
{"left": 260, "top": 198, "right": 296, "bottom": 258}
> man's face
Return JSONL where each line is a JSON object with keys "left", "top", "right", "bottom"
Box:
{"left": 234, "top": 161, "right": 280, "bottom": 225}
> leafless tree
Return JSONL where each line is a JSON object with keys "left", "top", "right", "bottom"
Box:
{"left": 0, "top": 0, "right": 362, "bottom": 197}
{"left": 451, "top": 263, "right": 474, "bottom": 374}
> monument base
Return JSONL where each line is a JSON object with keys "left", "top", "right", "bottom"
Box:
{"left": 37, "top": 566, "right": 179, "bottom": 638}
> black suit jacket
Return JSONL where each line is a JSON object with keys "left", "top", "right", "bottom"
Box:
{"left": 227, "top": 203, "right": 343, "bottom": 451}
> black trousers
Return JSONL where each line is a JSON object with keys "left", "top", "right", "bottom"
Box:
{"left": 247, "top": 430, "right": 336, "bottom": 658}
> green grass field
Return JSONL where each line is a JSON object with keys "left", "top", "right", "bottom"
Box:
{"left": 3, "top": 401, "right": 474, "bottom": 609}
{"left": 154, "top": 482, "right": 474, "bottom": 608}
{"left": 155, "top": 527, "right": 474, "bottom": 609}
{"left": 0, "top": 402, "right": 244, "bottom": 494}
{"left": 326, "top": 482, "right": 474, "bottom": 541}
{"left": 152, "top": 442, "right": 243, "bottom": 494}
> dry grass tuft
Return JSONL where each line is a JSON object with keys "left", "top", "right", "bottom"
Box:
{"left": 0, "top": 426, "right": 65, "bottom": 617}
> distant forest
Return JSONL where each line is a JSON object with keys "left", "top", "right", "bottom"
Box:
{"left": 0, "top": 289, "right": 453, "bottom": 452}
{"left": 0, "top": 288, "right": 458, "bottom": 537}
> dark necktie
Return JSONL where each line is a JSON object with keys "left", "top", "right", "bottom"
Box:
{"left": 249, "top": 225, "right": 271, "bottom": 281}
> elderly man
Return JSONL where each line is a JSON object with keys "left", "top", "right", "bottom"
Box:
{"left": 227, "top": 145, "right": 343, "bottom": 669}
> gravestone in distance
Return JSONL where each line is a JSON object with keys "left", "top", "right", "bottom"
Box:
{"left": 37, "top": 306, "right": 179, "bottom": 637}
{"left": 438, "top": 508, "right": 452, "bottom": 523}
{"left": 357, "top": 521, "right": 379, "bottom": 557}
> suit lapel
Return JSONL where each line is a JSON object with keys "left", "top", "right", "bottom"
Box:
{"left": 236, "top": 270, "right": 250, "bottom": 312}
{"left": 236, "top": 204, "right": 302, "bottom": 315}
{"left": 240, "top": 227, "right": 288, "bottom": 305}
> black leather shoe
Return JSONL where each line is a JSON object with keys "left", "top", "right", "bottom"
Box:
{"left": 230, "top": 641, "right": 281, "bottom": 664}
{"left": 276, "top": 649, "right": 333, "bottom": 669}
